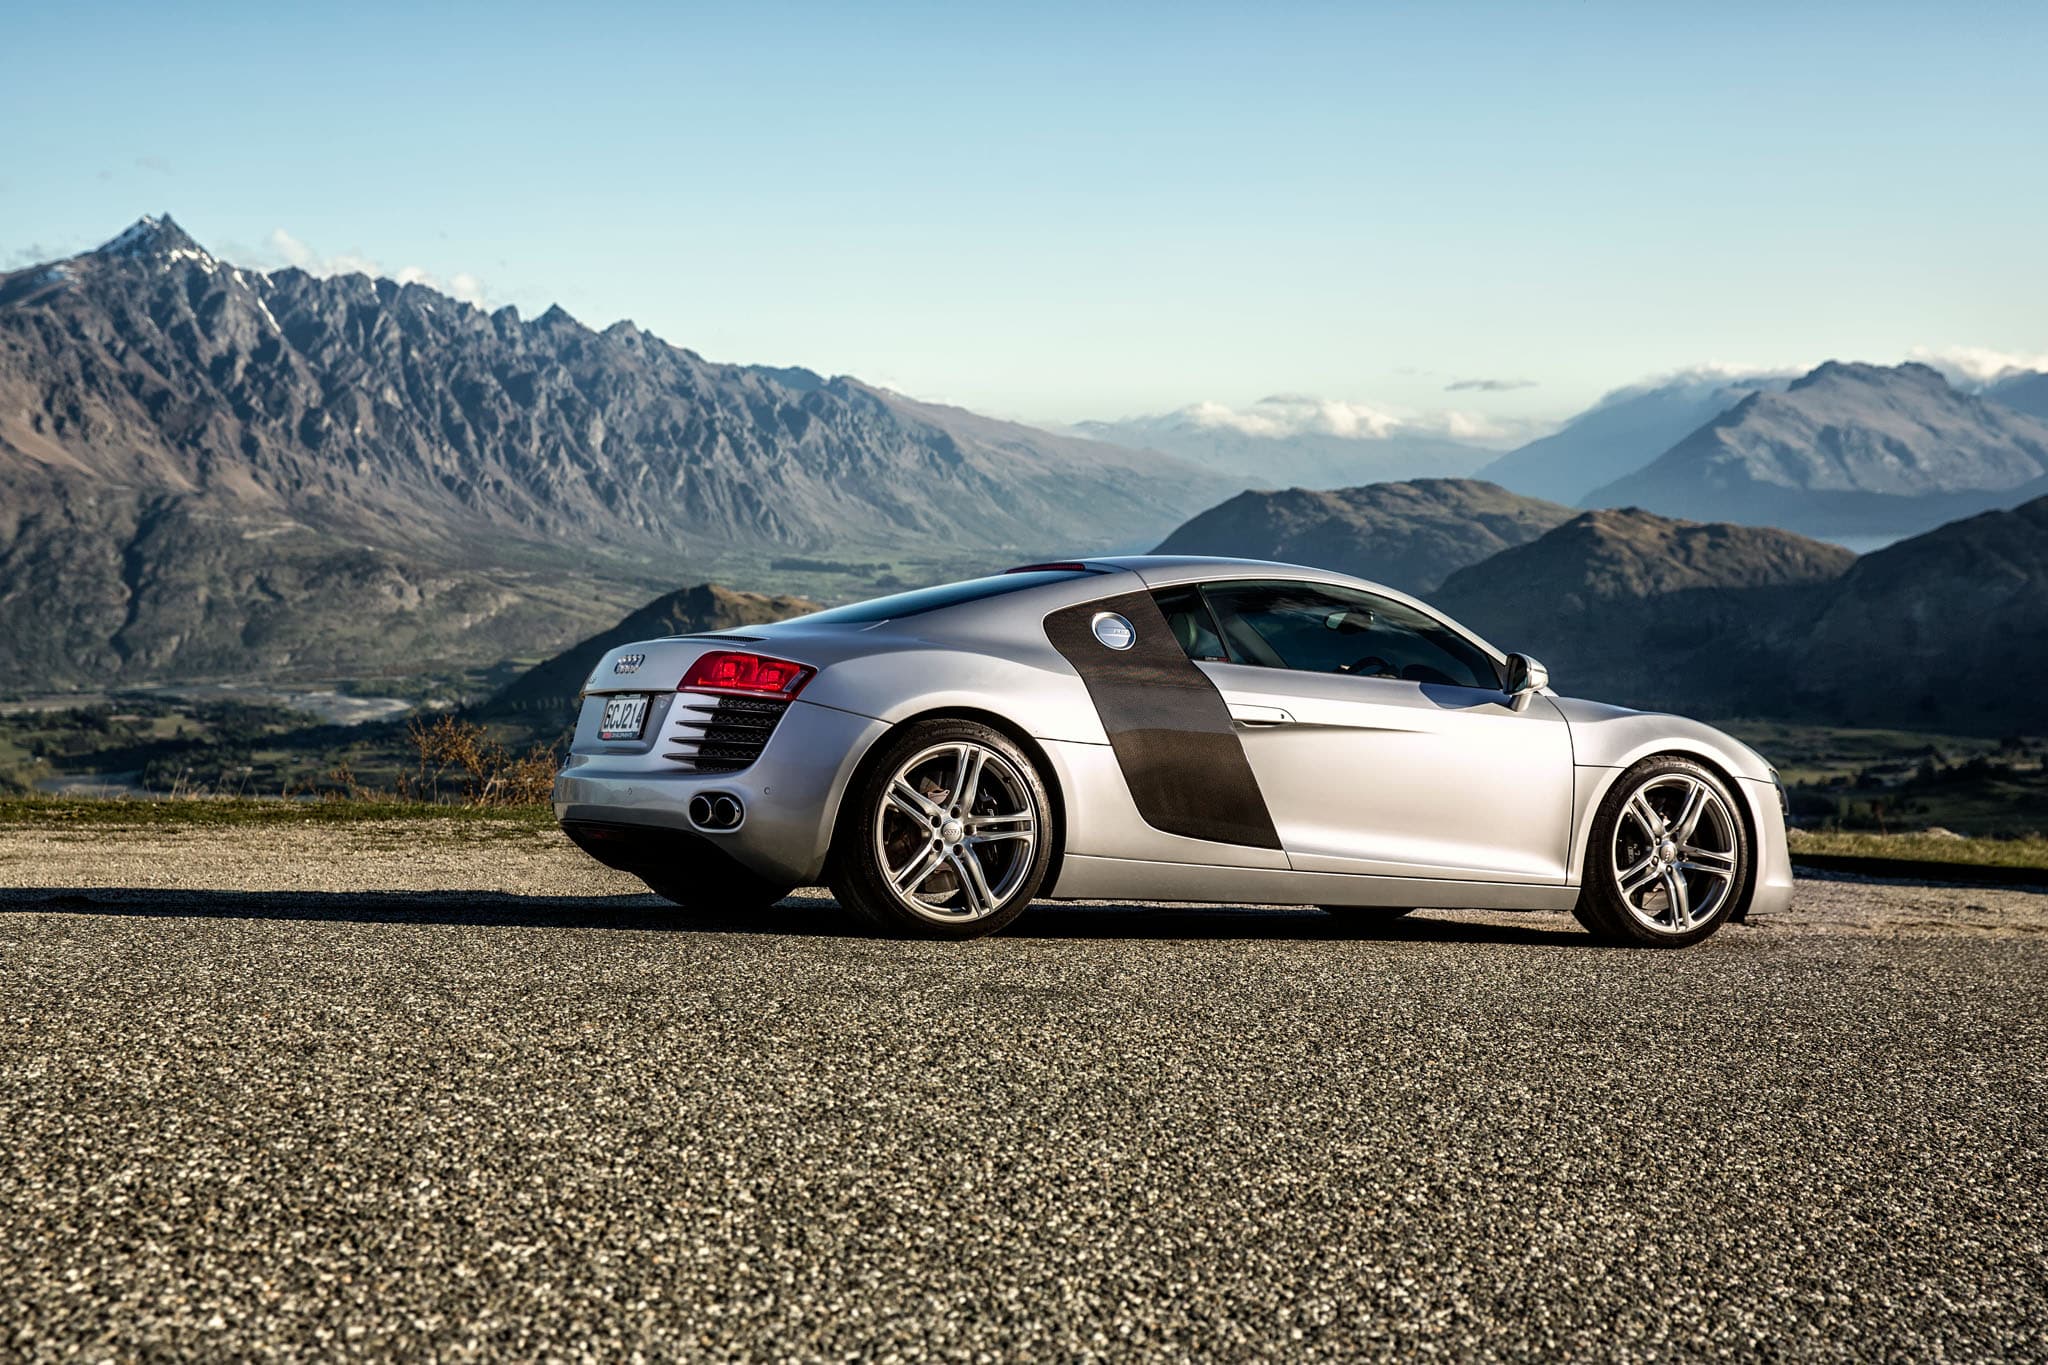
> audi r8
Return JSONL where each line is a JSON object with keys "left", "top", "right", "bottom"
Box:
{"left": 555, "top": 557, "right": 1793, "bottom": 945}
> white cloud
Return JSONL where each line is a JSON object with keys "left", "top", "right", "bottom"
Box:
{"left": 1181, "top": 395, "right": 1407, "bottom": 440}
{"left": 1909, "top": 345, "right": 2048, "bottom": 386}
{"left": 264, "top": 228, "right": 487, "bottom": 307}
{"left": 1440, "top": 410, "right": 1510, "bottom": 441}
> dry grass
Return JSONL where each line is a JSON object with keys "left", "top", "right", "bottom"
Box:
{"left": 394, "top": 715, "right": 559, "bottom": 807}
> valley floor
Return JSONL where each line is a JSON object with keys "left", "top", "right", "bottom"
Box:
{"left": 1, "top": 820, "right": 2042, "bottom": 1359}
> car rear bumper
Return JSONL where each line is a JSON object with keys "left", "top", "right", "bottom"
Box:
{"left": 552, "top": 699, "right": 889, "bottom": 886}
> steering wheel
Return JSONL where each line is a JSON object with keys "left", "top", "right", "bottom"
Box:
{"left": 1342, "top": 655, "right": 1395, "bottom": 678}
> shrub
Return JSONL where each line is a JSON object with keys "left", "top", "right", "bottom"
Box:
{"left": 401, "top": 715, "right": 558, "bottom": 807}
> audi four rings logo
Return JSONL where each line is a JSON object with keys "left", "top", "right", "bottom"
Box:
{"left": 1090, "top": 612, "right": 1136, "bottom": 651}
{"left": 613, "top": 653, "right": 646, "bottom": 674}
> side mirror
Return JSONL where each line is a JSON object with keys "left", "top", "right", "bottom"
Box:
{"left": 1504, "top": 653, "right": 1550, "bottom": 712}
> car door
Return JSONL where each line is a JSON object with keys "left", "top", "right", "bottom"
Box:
{"left": 1153, "top": 579, "right": 1575, "bottom": 884}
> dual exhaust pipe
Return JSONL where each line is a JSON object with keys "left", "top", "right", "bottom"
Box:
{"left": 687, "top": 792, "right": 744, "bottom": 832}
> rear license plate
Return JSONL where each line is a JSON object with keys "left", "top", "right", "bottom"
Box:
{"left": 599, "top": 695, "right": 650, "bottom": 741}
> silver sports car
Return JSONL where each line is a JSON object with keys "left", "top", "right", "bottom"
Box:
{"left": 555, "top": 556, "right": 1792, "bottom": 945}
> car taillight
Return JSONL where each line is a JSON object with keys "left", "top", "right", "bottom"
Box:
{"left": 679, "top": 651, "right": 814, "bottom": 697}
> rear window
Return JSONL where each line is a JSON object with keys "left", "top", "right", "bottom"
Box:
{"left": 792, "top": 570, "right": 1097, "bottom": 625}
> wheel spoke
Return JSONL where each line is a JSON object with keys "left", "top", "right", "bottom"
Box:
{"left": 967, "top": 830, "right": 1033, "bottom": 846}
{"left": 967, "top": 811, "right": 1032, "bottom": 831}
{"left": 1678, "top": 846, "right": 1736, "bottom": 879}
{"left": 953, "top": 746, "right": 986, "bottom": 815}
{"left": 1671, "top": 781, "right": 1709, "bottom": 842}
{"left": 1617, "top": 852, "right": 1662, "bottom": 899}
{"left": 890, "top": 842, "right": 945, "bottom": 896}
{"left": 947, "top": 848, "right": 995, "bottom": 916}
{"left": 1626, "top": 790, "right": 1663, "bottom": 839}
{"left": 1662, "top": 868, "right": 1691, "bottom": 927}
{"left": 890, "top": 779, "right": 941, "bottom": 822}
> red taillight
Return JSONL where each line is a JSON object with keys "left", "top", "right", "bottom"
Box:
{"left": 679, "top": 651, "right": 814, "bottom": 697}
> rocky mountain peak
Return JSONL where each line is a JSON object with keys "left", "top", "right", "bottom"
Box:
{"left": 1789, "top": 359, "right": 1950, "bottom": 395}
{"left": 91, "top": 213, "right": 212, "bottom": 265}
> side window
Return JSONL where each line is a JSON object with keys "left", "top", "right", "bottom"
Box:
{"left": 1199, "top": 580, "right": 1500, "bottom": 690}
{"left": 1150, "top": 585, "right": 1228, "bottom": 662}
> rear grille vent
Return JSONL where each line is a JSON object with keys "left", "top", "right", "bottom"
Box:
{"left": 663, "top": 695, "right": 792, "bottom": 772}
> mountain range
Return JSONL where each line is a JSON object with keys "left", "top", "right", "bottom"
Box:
{"left": 1584, "top": 362, "right": 2048, "bottom": 537}
{"left": 1474, "top": 369, "right": 1790, "bottom": 504}
{"left": 7, "top": 212, "right": 2048, "bottom": 731}
{"left": 0, "top": 216, "right": 1226, "bottom": 688}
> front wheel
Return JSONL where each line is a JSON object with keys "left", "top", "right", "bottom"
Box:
{"left": 1573, "top": 756, "right": 1750, "bottom": 947}
{"left": 830, "top": 720, "right": 1054, "bottom": 939}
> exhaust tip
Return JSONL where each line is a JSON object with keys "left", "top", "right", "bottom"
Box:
{"left": 688, "top": 792, "right": 744, "bottom": 832}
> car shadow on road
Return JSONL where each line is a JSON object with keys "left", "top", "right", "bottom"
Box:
{"left": 0, "top": 885, "right": 1594, "bottom": 946}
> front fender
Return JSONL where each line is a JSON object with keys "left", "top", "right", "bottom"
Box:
{"left": 1550, "top": 696, "right": 1773, "bottom": 781}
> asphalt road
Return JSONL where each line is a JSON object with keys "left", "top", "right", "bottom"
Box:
{"left": 1, "top": 823, "right": 2043, "bottom": 1360}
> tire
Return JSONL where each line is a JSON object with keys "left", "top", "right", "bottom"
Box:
{"left": 640, "top": 868, "right": 793, "bottom": 912}
{"left": 1319, "top": 905, "right": 1415, "bottom": 920}
{"left": 829, "top": 719, "right": 1055, "bottom": 940}
{"left": 1572, "top": 756, "right": 1750, "bottom": 947}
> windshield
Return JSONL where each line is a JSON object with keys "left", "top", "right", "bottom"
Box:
{"left": 790, "top": 570, "right": 1099, "bottom": 625}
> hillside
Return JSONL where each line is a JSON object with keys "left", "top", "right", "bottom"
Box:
{"left": 1433, "top": 508, "right": 1857, "bottom": 711}
{"left": 1438, "top": 496, "right": 2048, "bottom": 733}
{"left": 486, "top": 584, "right": 820, "bottom": 722}
{"left": 1585, "top": 362, "right": 2048, "bottom": 538}
{"left": 0, "top": 216, "right": 1226, "bottom": 689}
{"left": 1987, "top": 370, "right": 2048, "bottom": 422}
{"left": 1151, "top": 478, "right": 1575, "bottom": 592}
{"left": 1792, "top": 497, "right": 2048, "bottom": 732}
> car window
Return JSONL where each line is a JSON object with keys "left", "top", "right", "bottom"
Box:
{"left": 1199, "top": 580, "right": 1500, "bottom": 690}
{"left": 1150, "top": 585, "right": 1229, "bottom": 662}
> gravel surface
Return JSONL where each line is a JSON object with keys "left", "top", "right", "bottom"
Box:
{"left": 2, "top": 822, "right": 2043, "bottom": 1360}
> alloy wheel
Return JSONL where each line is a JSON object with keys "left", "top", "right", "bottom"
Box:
{"left": 872, "top": 741, "right": 1039, "bottom": 923}
{"left": 1609, "top": 772, "right": 1739, "bottom": 935}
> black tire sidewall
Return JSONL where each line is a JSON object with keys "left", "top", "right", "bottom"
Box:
{"left": 830, "top": 719, "right": 1055, "bottom": 939}
{"left": 1575, "top": 756, "right": 1751, "bottom": 948}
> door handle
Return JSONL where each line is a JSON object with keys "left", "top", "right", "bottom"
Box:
{"left": 1229, "top": 703, "right": 1295, "bottom": 726}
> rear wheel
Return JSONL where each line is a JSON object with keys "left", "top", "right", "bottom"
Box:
{"left": 1573, "top": 756, "right": 1749, "bottom": 947}
{"left": 830, "top": 720, "right": 1053, "bottom": 939}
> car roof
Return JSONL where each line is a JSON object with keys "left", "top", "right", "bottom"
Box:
{"left": 1082, "top": 554, "right": 1389, "bottom": 591}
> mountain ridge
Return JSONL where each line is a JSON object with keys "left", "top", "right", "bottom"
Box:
{"left": 1150, "top": 478, "right": 1575, "bottom": 592}
{"left": 0, "top": 216, "right": 1229, "bottom": 688}
{"left": 1478, "top": 369, "right": 1790, "bottom": 504}
{"left": 1584, "top": 361, "right": 2048, "bottom": 537}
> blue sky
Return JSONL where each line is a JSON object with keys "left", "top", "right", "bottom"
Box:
{"left": 4, "top": 1, "right": 2044, "bottom": 432}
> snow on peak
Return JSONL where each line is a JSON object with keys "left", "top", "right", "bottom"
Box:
{"left": 93, "top": 214, "right": 215, "bottom": 268}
